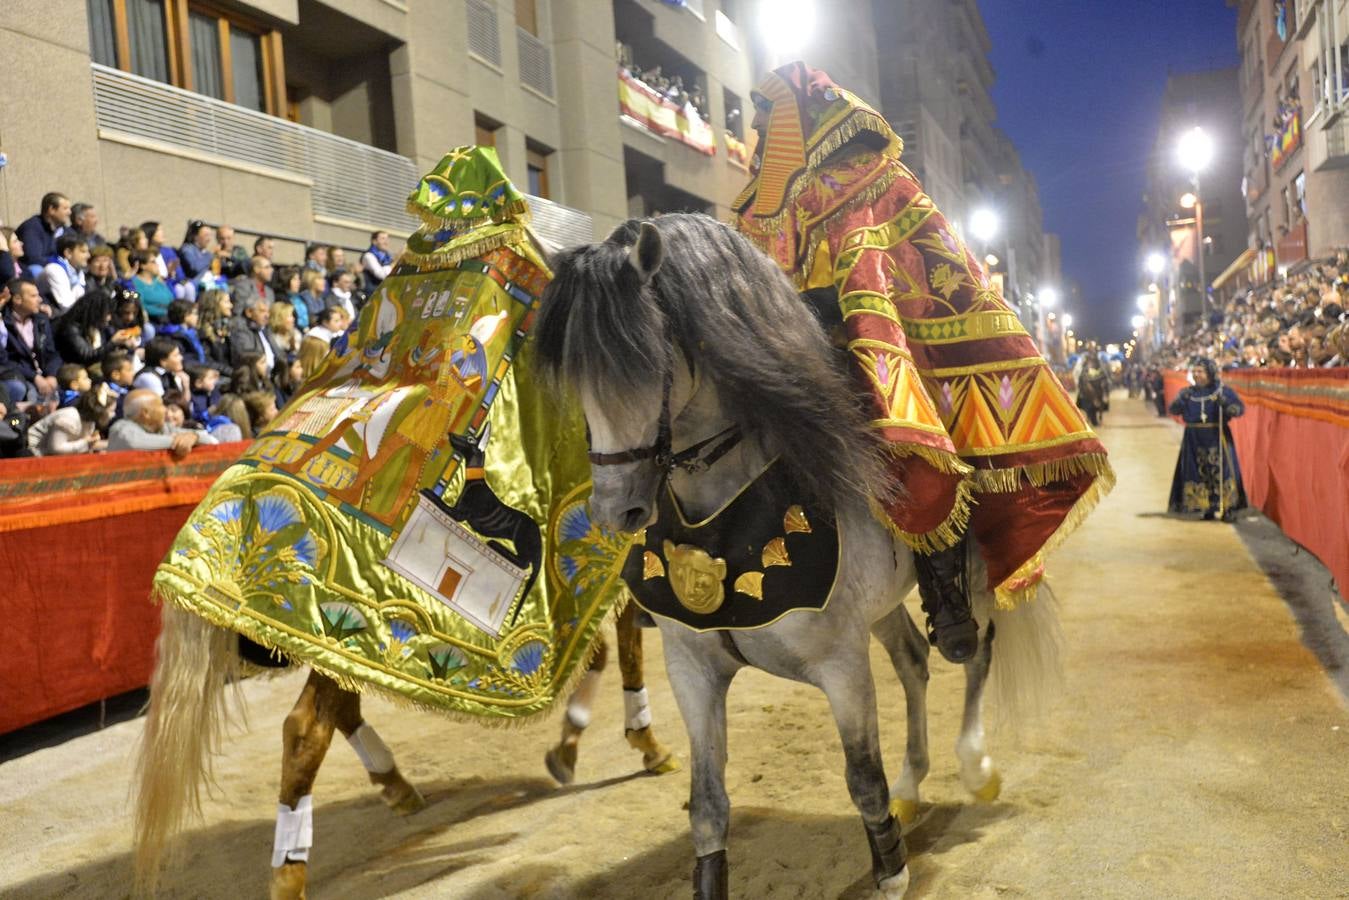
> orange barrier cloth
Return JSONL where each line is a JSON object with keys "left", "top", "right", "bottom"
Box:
{"left": 1225, "top": 368, "right": 1349, "bottom": 598}
{"left": 0, "top": 444, "right": 241, "bottom": 734}
{"left": 1163, "top": 369, "right": 1190, "bottom": 421}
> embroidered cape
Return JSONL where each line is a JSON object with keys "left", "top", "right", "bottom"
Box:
{"left": 734, "top": 63, "right": 1115, "bottom": 605}
{"left": 152, "top": 147, "right": 628, "bottom": 721}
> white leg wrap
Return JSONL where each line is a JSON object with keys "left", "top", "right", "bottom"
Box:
{"left": 566, "top": 670, "right": 604, "bottom": 730}
{"left": 272, "top": 795, "right": 313, "bottom": 869}
{"left": 346, "top": 722, "right": 396, "bottom": 775}
{"left": 623, "top": 687, "right": 652, "bottom": 731}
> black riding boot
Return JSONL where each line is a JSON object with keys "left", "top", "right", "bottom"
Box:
{"left": 913, "top": 537, "right": 978, "bottom": 663}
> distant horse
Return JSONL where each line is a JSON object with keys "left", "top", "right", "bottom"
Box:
{"left": 534, "top": 214, "right": 1061, "bottom": 899}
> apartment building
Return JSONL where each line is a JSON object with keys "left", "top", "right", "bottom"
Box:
{"left": 1233, "top": 0, "right": 1349, "bottom": 270}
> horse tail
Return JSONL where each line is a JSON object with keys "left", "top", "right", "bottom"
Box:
{"left": 133, "top": 602, "right": 243, "bottom": 893}
{"left": 983, "top": 581, "right": 1064, "bottom": 728}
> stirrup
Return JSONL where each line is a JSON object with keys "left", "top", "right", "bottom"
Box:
{"left": 926, "top": 616, "right": 978, "bottom": 664}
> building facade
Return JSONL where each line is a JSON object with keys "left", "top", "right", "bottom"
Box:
{"left": 1233, "top": 0, "right": 1349, "bottom": 270}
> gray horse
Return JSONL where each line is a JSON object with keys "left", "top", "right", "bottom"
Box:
{"left": 534, "top": 214, "right": 1060, "bottom": 899}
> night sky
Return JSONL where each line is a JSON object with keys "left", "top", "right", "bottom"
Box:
{"left": 979, "top": 1, "right": 1240, "bottom": 340}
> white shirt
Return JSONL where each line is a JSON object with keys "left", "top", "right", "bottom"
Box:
{"left": 361, "top": 250, "right": 391, "bottom": 283}
{"left": 37, "top": 260, "right": 86, "bottom": 312}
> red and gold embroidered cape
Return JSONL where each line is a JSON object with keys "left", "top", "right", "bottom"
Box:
{"left": 734, "top": 63, "right": 1114, "bottom": 605}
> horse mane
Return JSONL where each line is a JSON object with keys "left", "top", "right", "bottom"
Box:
{"left": 534, "top": 212, "right": 891, "bottom": 512}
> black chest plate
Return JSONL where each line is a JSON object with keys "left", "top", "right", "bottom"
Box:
{"left": 620, "top": 462, "right": 841, "bottom": 631}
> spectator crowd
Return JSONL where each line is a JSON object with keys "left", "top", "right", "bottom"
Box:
{"left": 0, "top": 191, "right": 397, "bottom": 460}
{"left": 1152, "top": 248, "right": 1349, "bottom": 372}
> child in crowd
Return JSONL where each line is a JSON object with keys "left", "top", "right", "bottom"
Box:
{"left": 273, "top": 357, "right": 306, "bottom": 407}
{"left": 26, "top": 384, "right": 113, "bottom": 456}
{"left": 102, "top": 349, "right": 136, "bottom": 416}
{"left": 161, "top": 389, "right": 192, "bottom": 430}
{"left": 56, "top": 363, "right": 92, "bottom": 408}
{"left": 229, "top": 351, "right": 271, "bottom": 397}
{"left": 243, "top": 390, "right": 279, "bottom": 436}
{"left": 109, "top": 288, "right": 149, "bottom": 348}
{"left": 159, "top": 299, "right": 207, "bottom": 365}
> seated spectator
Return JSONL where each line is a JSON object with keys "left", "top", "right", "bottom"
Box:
{"left": 362, "top": 230, "right": 393, "bottom": 288}
{"left": 253, "top": 235, "right": 275, "bottom": 264}
{"left": 186, "top": 363, "right": 226, "bottom": 427}
{"left": 273, "top": 357, "right": 305, "bottom": 408}
{"left": 134, "top": 337, "right": 190, "bottom": 397}
{"left": 298, "top": 306, "right": 344, "bottom": 379}
{"left": 37, "top": 233, "right": 89, "bottom": 314}
{"left": 86, "top": 245, "right": 119, "bottom": 292}
{"left": 0, "top": 282, "right": 29, "bottom": 406}
{"left": 216, "top": 392, "right": 252, "bottom": 441}
{"left": 244, "top": 389, "right": 279, "bottom": 435}
{"left": 277, "top": 265, "right": 303, "bottom": 316}
{"left": 54, "top": 288, "right": 114, "bottom": 369}
{"left": 268, "top": 301, "right": 300, "bottom": 358}
{"left": 230, "top": 254, "right": 275, "bottom": 311}
{"left": 161, "top": 388, "right": 193, "bottom": 430}
{"left": 325, "top": 269, "right": 358, "bottom": 321}
{"left": 295, "top": 269, "right": 326, "bottom": 329}
{"left": 115, "top": 228, "right": 147, "bottom": 279}
{"left": 229, "top": 296, "right": 281, "bottom": 374}
{"left": 178, "top": 220, "right": 216, "bottom": 280}
{"left": 325, "top": 246, "right": 347, "bottom": 277}
{"left": 304, "top": 243, "right": 327, "bottom": 273}
{"left": 16, "top": 192, "right": 71, "bottom": 272}
{"left": 70, "top": 202, "right": 106, "bottom": 248}
{"left": 141, "top": 220, "right": 193, "bottom": 302}
{"left": 130, "top": 249, "right": 175, "bottom": 323}
{"left": 229, "top": 351, "right": 272, "bottom": 397}
{"left": 0, "top": 227, "right": 24, "bottom": 281}
{"left": 27, "top": 384, "right": 113, "bottom": 456}
{"left": 159, "top": 299, "right": 207, "bottom": 365}
{"left": 108, "top": 287, "right": 149, "bottom": 351}
{"left": 215, "top": 225, "right": 250, "bottom": 279}
{"left": 55, "top": 362, "right": 91, "bottom": 408}
{"left": 102, "top": 349, "right": 136, "bottom": 414}
{"left": 109, "top": 388, "right": 219, "bottom": 457}
{"left": 196, "top": 289, "right": 233, "bottom": 371}
{"left": 3, "top": 278, "right": 62, "bottom": 404}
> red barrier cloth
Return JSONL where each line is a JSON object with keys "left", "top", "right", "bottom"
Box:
{"left": 1225, "top": 369, "right": 1349, "bottom": 597}
{"left": 1163, "top": 370, "right": 1191, "bottom": 421}
{"left": 0, "top": 444, "right": 241, "bottom": 733}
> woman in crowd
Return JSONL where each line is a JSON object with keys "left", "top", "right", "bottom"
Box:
{"left": 54, "top": 288, "right": 114, "bottom": 370}
{"left": 267, "top": 300, "right": 301, "bottom": 359}
{"left": 295, "top": 269, "right": 326, "bottom": 330}
{"left": 26, "top": 384, "right": 114, "bottom": 456}
{"left": 1168, "top": 357, "right": 1246, "bottom": 521}
{"left": 0, "top": 227, "right": 24, "bottom": 280}
{"left": 277, "top": 265, "right": 304, "bottom": 320}
{"left": 178, "top": 220, "right": 215, "bottom": 281}
{"left": 196, "top": 289, "right": 234, "bottom": 371}
{"left": 86, "top": 246, "right": 119, "bottom": 292}
{"left": 298, "top": 306, "right": 344, "bottom": 379}
{"left": 272, "top": 356, "right": 306, "bottom": 408}
{"left": 129, "top": 249, "right": 175, "bottom": 323}
{"left": 116, "top": 228, "right": 147, "bottom": 279}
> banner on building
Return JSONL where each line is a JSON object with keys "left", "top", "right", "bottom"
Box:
{"left": 618, "top": 68, "right": 716, "bottom": 156}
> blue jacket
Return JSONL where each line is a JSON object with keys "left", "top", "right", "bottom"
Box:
{"left": 15, "top": 214, "right": 61, "bottom": 271}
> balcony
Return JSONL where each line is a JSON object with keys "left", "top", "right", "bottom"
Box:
{"left": 1320, "top": 115, "right": 1349, "bottom": 170}
{"left": 91, "top": 63, "right": 417, "bottom": 233}
{"left": 1270, "top": 106, "right": 1303, "bottom": 171}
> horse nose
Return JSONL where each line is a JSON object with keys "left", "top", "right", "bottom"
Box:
{"left": 619, "top": 505, "right": 652, "bottom": 533}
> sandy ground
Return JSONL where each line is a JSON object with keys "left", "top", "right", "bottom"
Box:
{"left": 3, "top": 394, "right": 1349, "bottom": 899}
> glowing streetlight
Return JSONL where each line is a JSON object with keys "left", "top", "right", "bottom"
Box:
{"left": 1039, "top": 286, "right": 1059, "bottom": 309}
{"left": 969, "top": 208, "right": 1000, "bottom": 245}
{"left": 1177, "top": 126, "right": 1214, "bottom": 175}
{"left": 984, "top": 253, "right": 1000, "bottom": 268}
{"left": 1131, "top": 314, "right": 1146, "bottom": 330}
{"left": 1061, "top": 313, "right": 1074, "bottom": 329}
{"left": 760, "top": 0, "right": 815, "bottom": 57}
{"left": 1179, "top": 192, "right": 1198, "bottom": 210}
{"left": 1145, "top": 252, "right": 1166, "bottom": 276}
{"left": 1136, "top": 294, "right": 1152, "bottom": 312}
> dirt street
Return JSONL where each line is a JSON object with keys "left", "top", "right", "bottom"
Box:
{"left": 3, "top": 395, "right": 1348, "bottom": 899}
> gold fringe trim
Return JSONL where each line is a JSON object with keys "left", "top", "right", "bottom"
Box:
{"left": 870, "top": 471, "right": 976, "bottom": 555}
{"left": 149, "top": 583, "right": 621, "bottom": 731}
{"left": 992, "top": 460, "right": 1117, "bottom": 610}
{"left": 398, "top": 229, "right": 523, "bottom": 269}
{"left": 805, "top": 108, "right": 897, "bottom": 171}
{"left": 970, "top": 453, "right": 1114, "bottom": 495}
{"left": 405, "top": 196, "right": 531, "bottom": 230}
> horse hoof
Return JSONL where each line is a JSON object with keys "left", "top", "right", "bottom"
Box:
{"left": 626, "top": 727, "right": 681, "bottom": 775}
{"left": 877, "top": 865, "right": 910, "bottom": 898}
{"left": 889, "top": 796, "right": 919, "bottom": 826}
{"left": 970, "top": 770, "right": 1002, "bottom": 803}
{"left": 545, "top": 744, "right": 577, "bottom": 785}
{"left": 371, "top": 767, "right": 426, "bottom": 815}
{"left": 270, "top": 861, "right": 308, "bottom": 900}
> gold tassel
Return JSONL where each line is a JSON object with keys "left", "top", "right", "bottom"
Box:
{"left": 805, "top": 108, "right": 897, "bottom": 170}
{"left": 405, "top": 197, "right": 531, "bottom": 230}
{"left": 399, "top": 230, "right": 522, "bottom": 268}
{"left": 970, "top": 453, "right": 1115, "bottom": 495}
{"left": 869, "top": 474, "right": 976, "bottom": 554}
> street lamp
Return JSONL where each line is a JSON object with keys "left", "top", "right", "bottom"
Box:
{"left": 760, "top": 0, "right": 815, "bottom": 59}
{"left": 1145, "top": 252, "right": 1165, "bottom": 276}
{"left": 1039, "top": 286, "right": 1059, "bottom": 309}
{"left": 1061, "top": 313, "right": 1073, "bottom": 329}
{"left": 969, "top": 207, "right": 1000, "bottom": 245}
{"left": 1131, "top": 314, "right": 1146, "bottom": 330}
{"left": 1177, "top": 126, "right": 1212, "bottom": 298}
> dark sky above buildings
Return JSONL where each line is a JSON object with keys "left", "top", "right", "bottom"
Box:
{"left": 979, "top": 0, "right": 1240, "bottom": 339}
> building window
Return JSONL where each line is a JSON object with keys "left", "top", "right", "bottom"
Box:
{"left": 1293, "top": 171, "right": 1307, "bottom": 220}
{"left": 515, "top": 0, "right": 537, "bottom": 36}
{"left": 527, "top": 140, "right": 552, "bottom": 199}
{"left": 475, "top": 113, "right": 500, "bottom": 148}
{"left": 86, "top": 0, "right": 282, "bottom": 115}
{"left": 723, "top": 88, "right": 743, "bottom": 140}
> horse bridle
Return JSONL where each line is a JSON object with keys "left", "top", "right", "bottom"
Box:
{"left": 586, "top": 360, "right": 742, "bottom": 477}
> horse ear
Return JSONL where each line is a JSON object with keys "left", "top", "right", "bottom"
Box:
{"left": 628, "top": 221, "right": 664, "bottom": 282}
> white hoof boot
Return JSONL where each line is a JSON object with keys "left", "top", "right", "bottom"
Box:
{"left": 877, "top": 866, "right": 910, "bottom": 898}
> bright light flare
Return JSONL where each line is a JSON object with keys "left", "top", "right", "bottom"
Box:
{"left": 1177, "top": 126, "right": 1214, "bottom": 174}
{"left": 760, "top": 0, "right": 815, "bottom": 54}
{"left": 1062, "top": 314, "right": 1074, "bottom": 329}
{"left": 1131, "top": 314, "right": 1146, "bottom": 329}
{"left": 1179, "top": 192, "right": 1198, "bottom": 210}
{"left": 1039, "top": 287, "right": 1059, "bottom": 309}
{"left": 1145, "top": 252, "right": 1166, "bottom": 276}
{"left": 969, "top": 207, "right": 1000, "bottom": 244}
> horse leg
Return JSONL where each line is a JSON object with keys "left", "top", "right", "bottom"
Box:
{"left": 272, "top": 671, "right": 343, "bottom": 900}
{"left": 337, "top": 694, "right": 426, "bottom": 815}
{"left": 956, "top": 619, "right": 1001, "bottom": 802}
{"left": 616, "top": 602, "right": 679, "bottom": 774}
{"left": 820, "top": 655, "right": 910, "bottom": 897}
{"left": 545, "top": 638, "right": 609, "bottom": 784}
{"left": 662, "top": 628, "right": 737, "bottom": 900}
{"left": 871, "top": 603, "right": 931, "bottom": 825}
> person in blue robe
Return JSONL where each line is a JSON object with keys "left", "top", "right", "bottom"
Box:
{"left": 1168, "top": 357, "right": 1246, "bottom": 520}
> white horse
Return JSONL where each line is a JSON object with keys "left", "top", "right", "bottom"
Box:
{"left": 534, "top": 214, "right": 1060, "bottom": 898}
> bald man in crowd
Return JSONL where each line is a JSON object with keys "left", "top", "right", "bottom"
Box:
{"left": 108, "top": 388, "right": 218, "bottom": 458}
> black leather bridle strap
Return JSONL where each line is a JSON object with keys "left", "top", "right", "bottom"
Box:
{"left": 587, "top": 362, "right": 674, "bottom": 467}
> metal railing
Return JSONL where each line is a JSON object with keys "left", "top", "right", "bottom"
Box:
{"left": 91, "top": 63, "right": 419, "bottom": 233}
